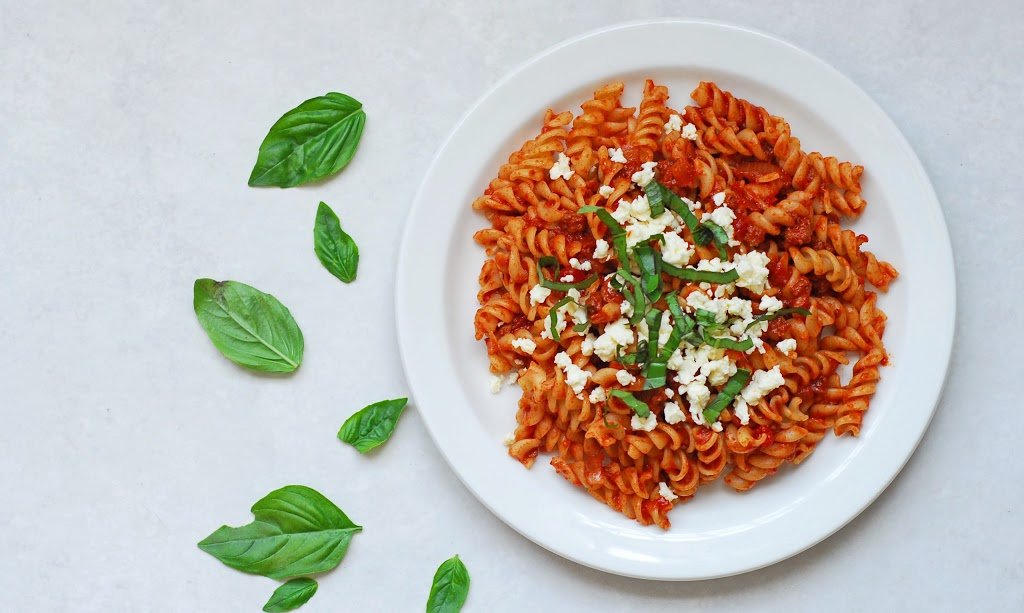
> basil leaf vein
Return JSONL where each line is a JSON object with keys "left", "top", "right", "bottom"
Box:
{"left": 338, "top": 398, "right": 409, "bottom": 454}
{"left": 426, "top": 555, "right": 471, "bottom": 613}
{"left": 314, "top": 202, "right": 359, "bottom": 283}
{"left": 193, "top": 279, "right": 304, "bottom": 373}
{"left": 248, "top": 92, "right": 366, "bottom": 188}
{"left": 198, "top": 485, "right": 361, "bottom": 580}
{"left": 263, "top": 578, "right": 318, "bottom": 612}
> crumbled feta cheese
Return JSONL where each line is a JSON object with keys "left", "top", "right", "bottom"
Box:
{"left": 631, "top": 161, "right": 658, "bottom": 188}
{"left": 681, "top": 123, "right": 698, "bottom": 140}
{"left": 683, "top": 196, "right": 701, "bottom": 212}
{"left": 714, "top": 283, "right": 736, "bottom": 298}
{"left": 665, "top": 387, "right": 675, "bottom": 398}
{"left": 608, "top": 147, "right": 627, "bottom": 164}
{"left": 686, "top": 381, "right": 711, "bottom": 424}
{"left": 695, "top": 257, "right": 733, "bottom": 275}
{"left": 740, "top": 366, "right": 786, "bottom": 404}
{"left": 777, "top": 338, "right": 798, "bottom": 355}
{"left": 712, "top": 192, "right": 726, "bottom": 207}
{"left": 580, "top": 333, "right": 596, "bottom": 356}
{"left": 733, "top": 251, "right": 771, "bottom": 294}
{"left": 598, "top": 185, "right": 614, "bottom": 198}
{"left": 706, "top": 204, "right": 736, "bottom": 239}
{"left": 593, "top": 318, "right": 634, "bottom": 362}
{"left": 733, "top": 397, "right": 750, "bottom": 425}
{"left": 592, "top": 239, "right": 610, "bottom": 260}
{"left": 503, "top": 431, "right": 516, "bottom": 446}
{"left": 588, "top": 386, "right": 606, "bottom": 403}
{"left": 554, "top": 351, "right": 591, "bottom": 395}
{"left": 702, "top": 355, "right": 737, "bottom": 387}
{"left": 659, "top": 482, "right": 679, "bottom": 501}
{"left": 724, "top": 297, "right": 753, "bottom": 320}
{"left": 664, "top": 114, "right": 683, "bottom": 133}
{"left": 759, "top": 295, "right": 784, "bottom": 313}
{"left": 631, "top": 412, "right": 658, "bottom": 432}
{"left": 569, "top": 257, "right": 592, "bottom": 271}
{"left": 625, "top": 210, "right": 677, "bottom": 247}
{"left": 619, "top": 300, "right": 633, "bottom": 317}
{"left": 611, "top": 199, "right": 631, "bottom": 224}
{"left": 549, "top": 152, "right": 574, "bottom": 181}
{"left": 711, "top": 421, "right": 723, "bottom": 432}
{"left": 658, "top": 313, "right": 674, "bottom": 348}
{"left": 489, "top": 371, "right": 518, "bottom": 393}
{"left": 511, "top": 337, "right": 536, "bottom": 354}
{"left": 615, "top": 369, "right": 637, "bottom": 386}
{"left": 663, "top": 401, "right": 685, "bottom": 424}
{"left": 529, "top": 284, "right": 551, "bottom": 305}
{"left": 685, "top": 291, "right": 728, "bottom": 323}
{"left": 559, "top": 274, "right": 574, "bottom": 282}
{"left": 660, "top": 232, "right": 694, "bottom": 267}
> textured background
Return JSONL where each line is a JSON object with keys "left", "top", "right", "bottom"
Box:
{"left": 1, "top": 1, "right": 1020, "bottom": 610}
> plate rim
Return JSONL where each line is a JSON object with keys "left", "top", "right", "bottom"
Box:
{"left": 395, "top": 18, "right": 956, "bottom": 580}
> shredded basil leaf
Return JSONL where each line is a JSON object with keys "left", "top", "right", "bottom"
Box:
{"left": 701, "top": 221, "right": 730, "bottom": 259}
{"left": 660, "top": 262, "right": 739, "bottom": 284}
{"left": 703, "top": 369, "right": 751, "bottom": 424}
{"left": 547, "top": 296, "right": 572, "bottom": 341}
{"left": 647, "top": 180, "right": 699, "bottom": 234}
{"left": 702, "top": 335, "right": 754, "bottom": 351}
{"left": 535, "top": 256, "right": 598, "bottom": 291}
{"left": 609, "top": 389, "right": 650, "bottom": 418}
{"left": 745, "top": 307, "right": 813, "bottom": 330}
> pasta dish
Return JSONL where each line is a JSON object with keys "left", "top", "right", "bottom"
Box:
{"left": 472, "top": 80, "right": 898, "bottom": 529}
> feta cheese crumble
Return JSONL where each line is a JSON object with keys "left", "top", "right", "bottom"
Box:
{"left": 580, "top": 333, "right": 596, "bottom": 356}
{"left": 592, "top": 239, "right": 610, "bottom": 260}
{"left": 608, "top": 147, "right": 627, "bottom": 164}
{"left": 681, "top": 122, "right": 698, "bottom": 141}
{"left": 615, "top": 369, "right": 637, "bottom": 386}
{"left": 776, "top": 338, "right": 798, "bottom": 355}
{"left": 660, "top": 232, "right": 694, "bottom": 267}
{"left": 663, "top": 401, "right": 685, "bottom": 424}
{"left": 664, "top": 114, "right": 683, "bottom": 133}
{"left": 554, "top": 351, "right": 592, "bottom": 396}
{"left": 732, "top": 251, "right": 771, "bottom": 294}
{"left": 593, "top": 318, "right": 635, "bottom": 362}
{"left": 510, "top": 337, "right": 536, "bottom": 354}
{"left": 503, "top": 431, "right": 516, "bottom": 446}
{"left": 569, "top": 257, "right": 592, "bottom": 271}
{"left": 631, "top": 161, "right": 658, "bottom": 188}
{"left": 549, "top": 152, "right": 574, "bottom": 181}
{"left": 529, "top": 284, "right": 551, "bottom": 305}
{"left": 598, "top": 185, "right": 614, "bottom": 198}
{"left": 588, "top": 386, "right": 606, "bottom": 403}
{"left": 659, "top": 482, "right": 679, "bottom": 502}
{"left": 631, "top": 412, "right": 658, "bottom": 432}
{"left": 740, "top": 366, "right": 786, "bottom": 404}
{"left": 759, "top": 295, "right": 784, "bottom": 313}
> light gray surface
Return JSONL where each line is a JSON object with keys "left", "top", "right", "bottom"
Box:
{"left": 1, "top": 1, "right": 1020, "bottom": 611}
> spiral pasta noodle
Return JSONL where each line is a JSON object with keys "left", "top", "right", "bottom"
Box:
{"left": 473, "top": 80, "right": 898, "bottom": 528}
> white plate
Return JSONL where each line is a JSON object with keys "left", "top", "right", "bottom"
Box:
{"left": 395, "top": 20, "right": 954, "bottom": 580}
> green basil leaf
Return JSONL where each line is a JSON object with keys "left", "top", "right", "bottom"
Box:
{"left": 609, "top": 389, "right": 650, "bottom": 417}
{"left": 745, "top": 307, "right": 813, "bottom": 330}
{"left": 703, "top": 335, "right": 754, "bottom": 351}
{"left": 426, "top": 555, "right": 470, "bottom": 613}
{"left": 338, "top": 398, "right": 408, "bottom": 454}
{"left": 198, "top": 485, "right": 361, "bottom": 580}
{"left": 263, "top": 578, "right": 318, "bottom": 612}
{"left": 702, "top": 221, "right": 730, "bottom": 259}
{"left": 660, "top": 262, "right": 739, "bottom": 284}
{"left": 193, "top": 279, "right": 304, "bottom": 373}
{"left": 248, "top": 92, "right": 366, "bottom": 188}
{"left": 703, "top": 369, "right": 752, "bottom": 424}
{"left": 692, "top": 223, "right": 713, "bottom": 246}
{"left": 314, "top": 202, "right": 359, "bottom": 283}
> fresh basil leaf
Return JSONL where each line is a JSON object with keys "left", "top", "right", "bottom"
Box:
{"left": 608, "top": 389, "right": 650, "bottom": 417}
{"left": 198, "top": 485, "right": 361, "bottom": 580}
{"left": 703, "top": 369, "right": 752, "bottom": 424}
{"left": 426, "top": 555, "right": 470, "bottom": 613}
{"left": 745, "top": 307, "right": 813, "bottom": 330}
{"left": 248, "top": 92, "right": 366, "bottom": 188}
{"left": 314, "top": 201, "right": 359, "bottom": 283}
{"left": 193, "top": 279, "right": 304, "bottom": 373}
{"left": 263, "top": 578, "right": 318, "bottom": 612}
{"left": 338, "top": 398, "right": 408, "bottom": 454}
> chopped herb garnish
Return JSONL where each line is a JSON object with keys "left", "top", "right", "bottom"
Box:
{"left": 609, "top": 389, "right": 650, "bottom": 418}
{"left": 547, "top": 296, "right": 573, "bottom": 341}
{"left": 702, "top": 368, "right": 751, "bottom": 424}
{"left": 646, "top": 180, "right": 699, "bottom": 234}
{"left": 701, "top": 221, "right": 730, "bottom": 260}
{"left": 535, "top": 256, "right": 598, "bottom": 291}
{"left": 661, "top": 262, "right": 738, "bottom": 284}
{"left": 745, "top": 307, "right": 812, "bottom": 330}
{"left": 702, "top": 335, "right": 754, "bottom": 352}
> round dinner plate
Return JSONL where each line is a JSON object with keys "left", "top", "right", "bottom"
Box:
{"left": 395, "top": 20, "right": 955, "bottom": 580}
